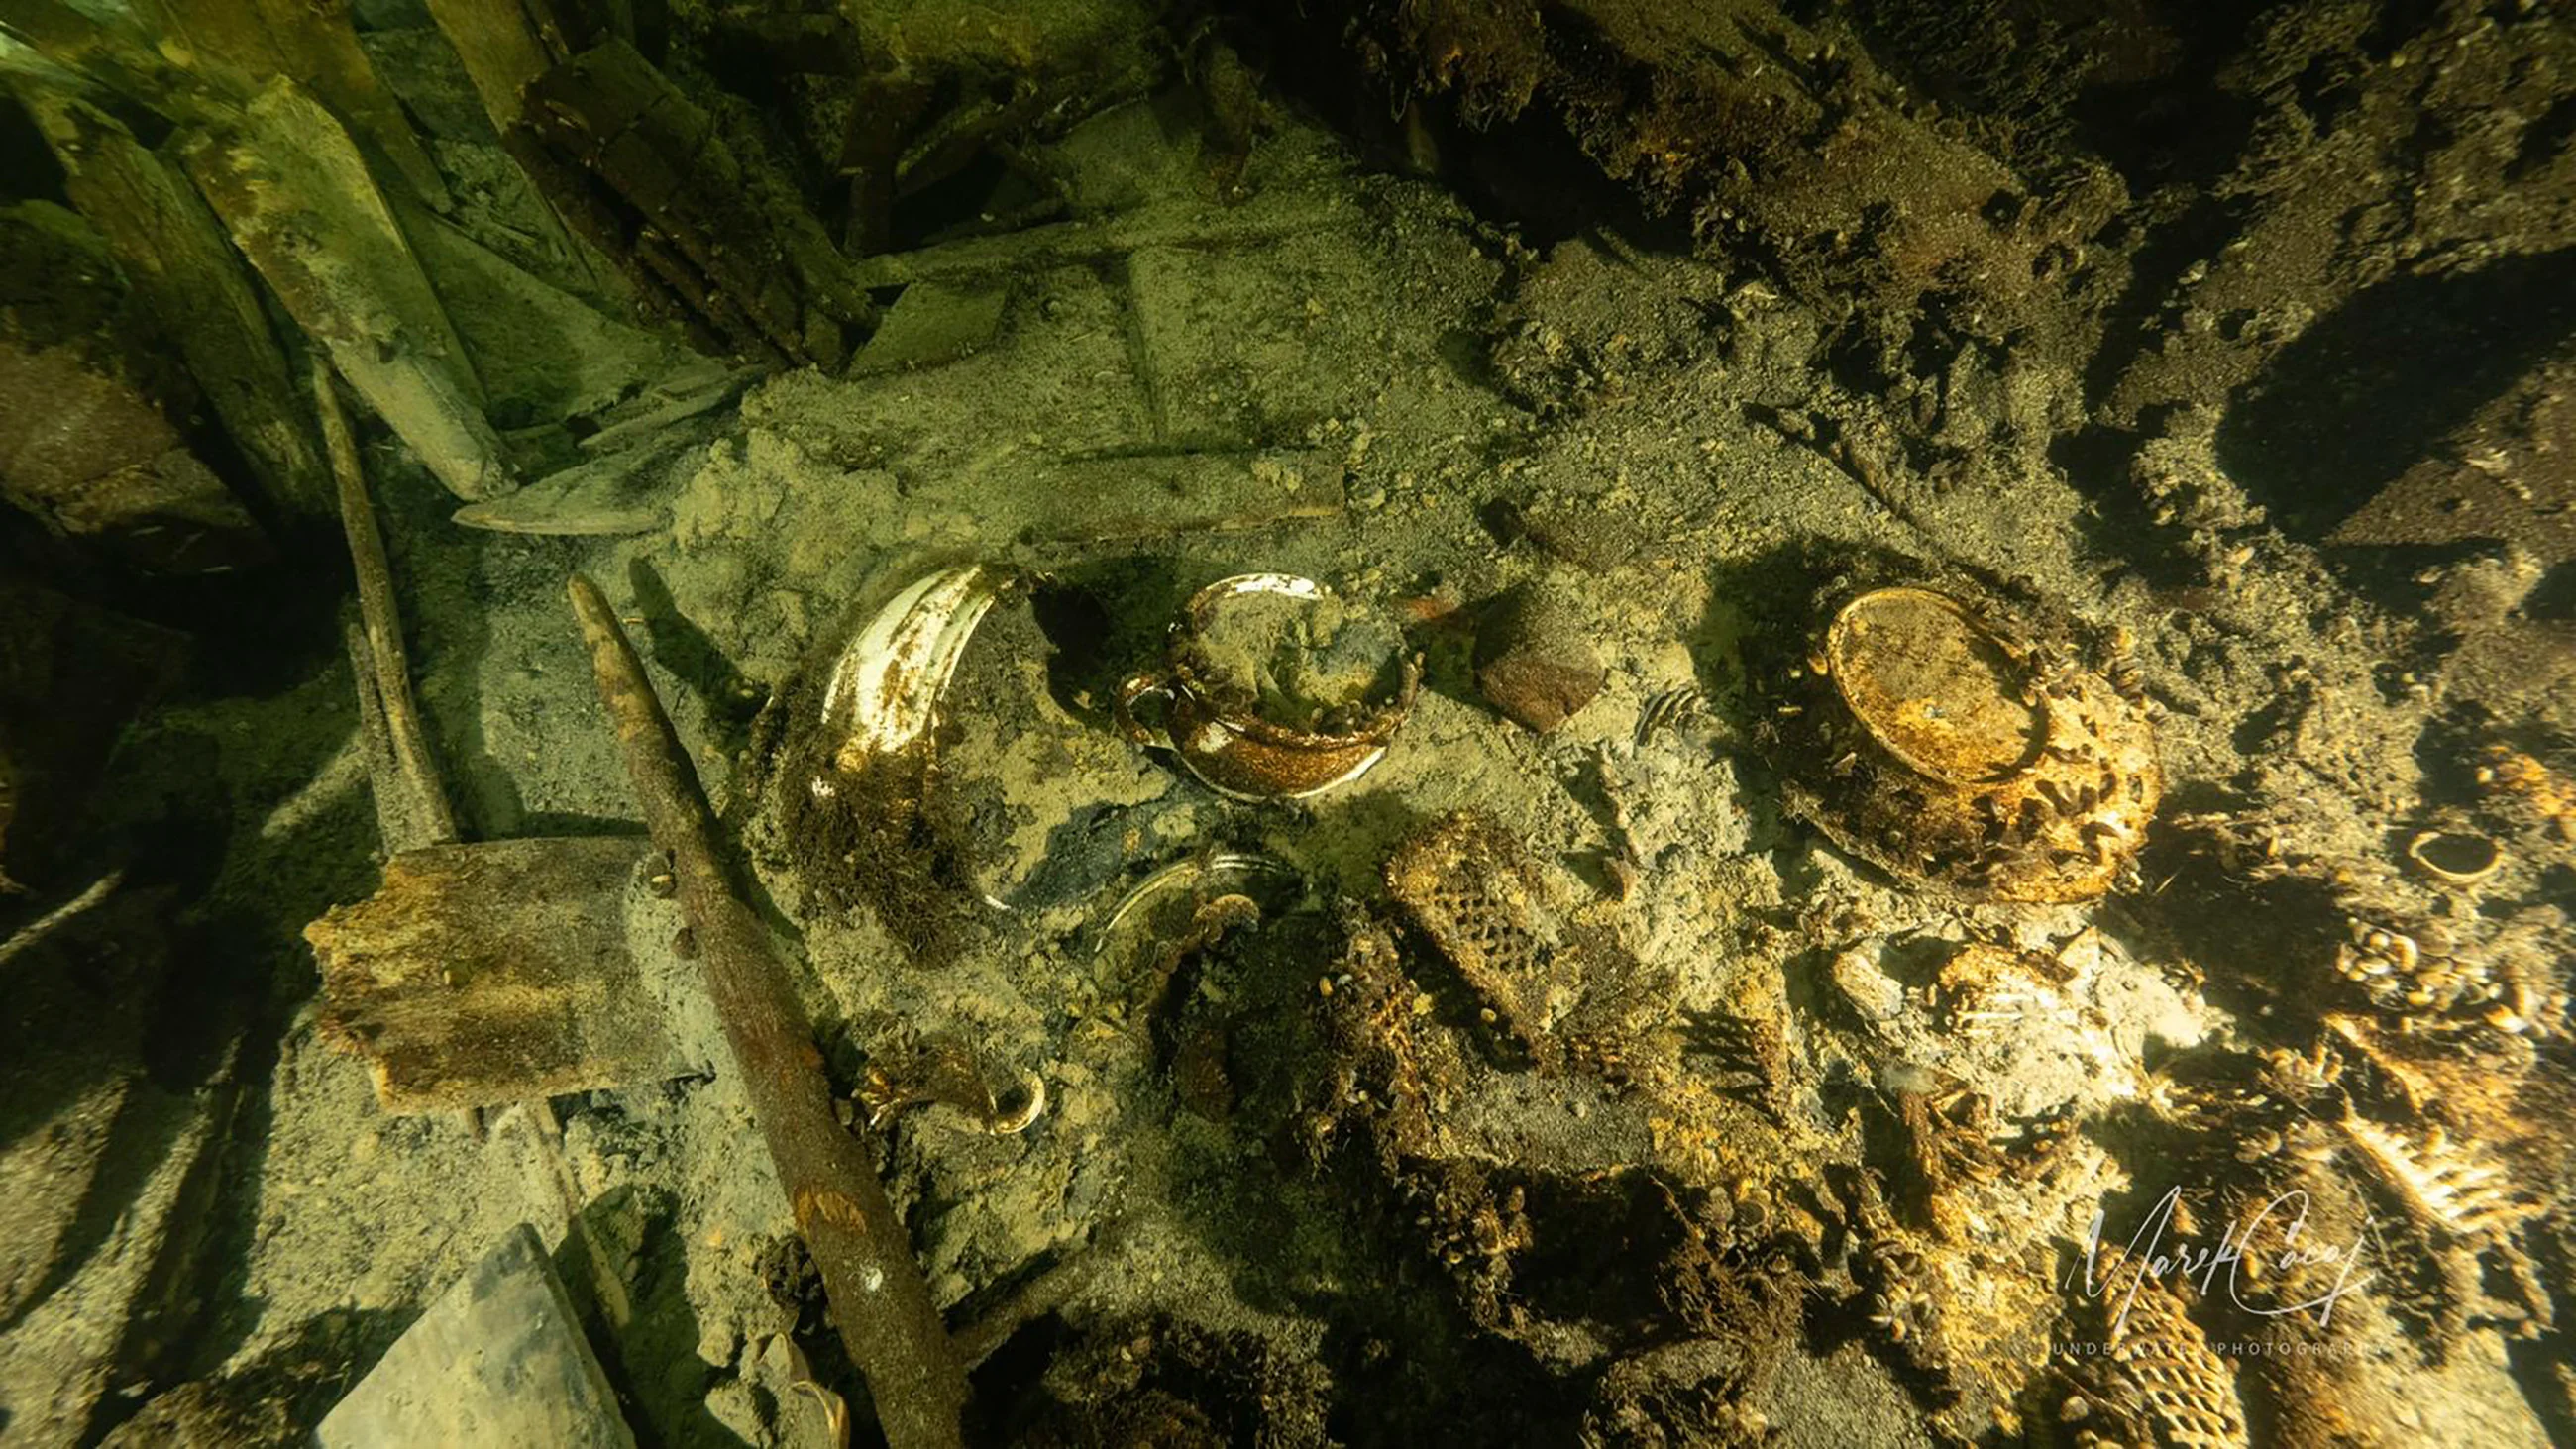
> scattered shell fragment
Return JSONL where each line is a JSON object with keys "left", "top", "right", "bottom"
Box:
{"left": 2404, "top": 828, "right": 2503, "bottom": 887}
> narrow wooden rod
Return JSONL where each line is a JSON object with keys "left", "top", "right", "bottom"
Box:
{"left": 315, "top": 358, "right": 461, "bottom": 846}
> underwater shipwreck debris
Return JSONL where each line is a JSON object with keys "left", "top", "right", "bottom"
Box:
{"left": 1021, "top": 448, "right": 1349, "bottom": 544}
{"left": 2477, "top": 745, "right": 2576, "bottom": 842}
{"left": 181, "top": 80, "right": 513, "bottom": 502}
{"left": 304, "top": 836, "right": 681, "bottom": 1113}
{"left": 2054, "top": 1248, "right": 2250, "bottom": 1449}
{"left": 1760, "top": 581, "right": 2162, "bottom": 903}
{"left": 770, "top": 557, "right": 1015, "bottom": 955}
{"left": 25, "top": 93, "right": 330, "bottom": 523}
{"left": 0, "top": 203, "right": 269, "bottom": 574}
{"left": 1472, "top": 580, "right": 1605, "bottom": 734}
{"left": 1382, "top": 810, "right": 1669, "bottom": 1084}
{"left": 309, "top": 372, "right": 683, "bottom": 1113}
{"left": 854, "top": 1035, "right": 1048, "bottom": 1136}
{"left": 1116, "top": 572, "right": 1420, "bottom": 801}
{"left": 519, "top": 39, "right": 873, "bottom": 365}
{"left": 316, "top": 358, "right": 455, "bottom": 847}
{"left": 315, "top": 1222, "right": 634, "bottom": 1448}
{"left": 569, "top": 571, "right": 971, "bottom": 1449}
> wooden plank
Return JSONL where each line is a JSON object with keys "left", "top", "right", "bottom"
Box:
{"left": 305, "top": 837, "right": 684, "bottom": 1114}
{"left": 32, "top": 96, "right": 331, "bottom": 522}
{"left": 181, "top": 80, "right": 515, "bottom": 501}
{"left": 521, "top": 39, "right": 871, "bottom": 363}
{"left": 450, "top": 433, "right": 706, "bottom": 536}
{"left": 315, "top": 1222, "right": 636, "bottom": 1449}
{"left": 419, "top": 0, "right": 638, "bottom": 310}
{"left": 147, "top": 0, "right": 452, "bottom": 207}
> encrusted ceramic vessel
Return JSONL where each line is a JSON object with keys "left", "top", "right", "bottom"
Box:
{"left": 1115, "top": 573, "right": 1419, "bottom": 801}
{"left": 1762, "top": 580, "right": 2160, "bottom": 903}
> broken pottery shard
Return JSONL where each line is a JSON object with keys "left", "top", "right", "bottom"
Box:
{"left": 306, "top": 837, "right": 683, "bottom": 1113}
{"left": 181, "top": 80, "right": 514, "bottom": 502}
{"left": 317, "top": 1222, "right": 636, "bottom": 1449}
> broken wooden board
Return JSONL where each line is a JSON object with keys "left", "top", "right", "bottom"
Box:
{"left": 0, "top": 340, "right": 266, "bottom": 572}
{"left": 0, "top": 201, "right": 270, "bottom": 572}
{"left": 520, "top": 39, "right": 870, "bottom": 365}
{"left": 305, "top": 837, "right": 683, "bottom": 1114}
{"left": 844, "top": 184, "right": 1332, "bottom": 290}
{"left": 181, "top": 80, "right": 514, "bottom": 502}
{"left": 848, "top": 278, "right": 1011, "bottom": 374}
{"left": 32, "top": 96, "right": 331, "bottom": 522}
{"left": 145, "top": 0, "right": 451, "bottom": 208}
{"left": 315, "top": 1222, "right": 635, "bottom": 1449}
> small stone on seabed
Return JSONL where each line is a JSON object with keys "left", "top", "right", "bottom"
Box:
{"left": 1473, "top": 582, "right": 1604, "bottom": 732}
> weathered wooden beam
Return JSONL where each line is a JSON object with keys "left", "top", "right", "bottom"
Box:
{"left": 313, "top": 358, "right": 461, "bottom": 845}
{"left": 30, "top": 95, "right": 330, "bottom": 523}
{"left": 522, "top": 39, "right": 871, "bottom": 364}
{"left": 0, "top": 204, "right": 269, "bottom": 572}
{"left": 305, "top": 837, "right": 681, "bottom": 1112}
{"left": 182, "top": 80, "right": 515, "bottom": 501}
{"left": 145, "top": 0, "right": 452, "bottom": 208}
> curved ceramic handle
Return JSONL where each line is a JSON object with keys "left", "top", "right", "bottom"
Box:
{"left": 1113, "top": 671, "right": 1176, "bottom": 747}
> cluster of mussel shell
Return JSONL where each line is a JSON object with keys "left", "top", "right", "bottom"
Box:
{"left": 1751, "top": 564, "right": 2161, "bottom": 903}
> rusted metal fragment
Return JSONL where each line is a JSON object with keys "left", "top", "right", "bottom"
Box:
{"left": 1385, "top": 811, "right": 1585, "bottom": 1073}
{"left": 1383, "top": 811, "right": 1671, "bottom": 1089}
{"left": 306, "top": 837, "right": 683, "bottom": 1114}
